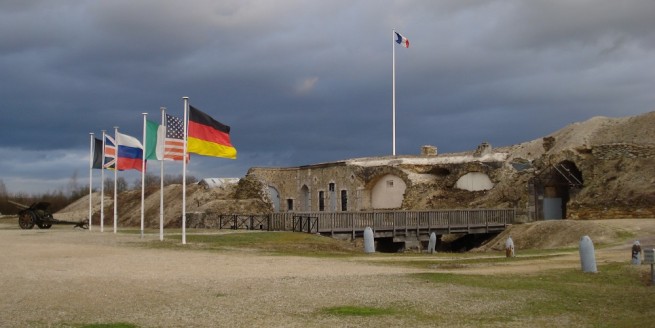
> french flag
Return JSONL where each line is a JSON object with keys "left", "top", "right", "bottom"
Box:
{"left": 395, "top": 31, "right": 409, "bottom": 48}
{"left": 116, "top": 132, "right": 145, "bottom": 172}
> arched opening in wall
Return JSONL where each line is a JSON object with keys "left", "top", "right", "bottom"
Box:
{"left": 370, "top": 174, "right": 407, "bottom": 209}
{"left": 328, "top": 182, "right": 337, "bottom": 211}
{"left": 429, "top": 167, "right": 451, "bottom": 177}
{"left": 267, "top": 186, "right": 280, "bottom": 213}
{"left": 531, "top": 161, "right": 583, "bottom": 220}
{"left": 300, "top": 185, "right": 310, "bottom": 211}
{"left": 455, "top": 172, "right": 494, "bottom": 191}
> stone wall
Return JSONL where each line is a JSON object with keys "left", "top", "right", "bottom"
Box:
{"left": 592, "top": 143, "right": 655, "bottom": 160}
{"left": 246, "top": 163, "right": 367, "bottom": 212}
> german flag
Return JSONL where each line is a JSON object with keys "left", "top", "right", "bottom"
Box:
{"left": 187, "top": 105, "right": 237, "bottom": 159}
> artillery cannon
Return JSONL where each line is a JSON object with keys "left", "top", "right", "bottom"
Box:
{"left": 10, "top": 200, "right": 88, "bottom": 230}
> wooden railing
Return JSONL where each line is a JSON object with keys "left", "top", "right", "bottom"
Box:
{"left": 188, "top": 209, "right": 516, "bottom": 237}
{"left": 272, "top": 209, "right": 516, "bottom": 235}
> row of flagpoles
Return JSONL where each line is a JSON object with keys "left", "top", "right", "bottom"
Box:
{"left": 87, "top": 97, "right": 236, "bottom": 244}
{"left": 84, "top": 29, "right": 407, "bottom": 243}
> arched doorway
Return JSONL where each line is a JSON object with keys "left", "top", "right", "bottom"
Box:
{"left": 300, "top": 185, "right": 310, "bottom": 212}
{"left": 370, "top": 174, "right": 407, "bottom": 209}
{"left": 532, "top": 161, "right": 583, "bottom": 220}
{"left": 267, "top": 186, "right": 281, "bottom": 212}
{"left": 455, "top": 172, "right": 494, "bottom": 191}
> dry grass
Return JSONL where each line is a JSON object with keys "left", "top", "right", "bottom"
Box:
{"left": 1, "top": 219, "right": 655, "bottom": 327}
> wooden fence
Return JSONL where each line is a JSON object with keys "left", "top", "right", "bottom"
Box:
{"left": 190, "top": 208, "right": 516, "bottom": 238}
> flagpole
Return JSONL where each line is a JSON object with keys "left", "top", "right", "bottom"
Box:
{"left": 113, "top": 126, "right": 119, "bottom": 234}
{"left": 140, "top": 113, "right": 147, "bottom": 239}
{"left": 182, "top": 97, "right": 189, "bottom": 245}
{"left": 160, "top": 107, "right": 166, "bottom": 241}
{"left": 392, "top": 29, "right": 397, "bottom": 156}
{"left": 101, "top": 130, "right": 106, "bottom": 232}
{"left": 88, "top": 132, "right": 94, "bottom": 231}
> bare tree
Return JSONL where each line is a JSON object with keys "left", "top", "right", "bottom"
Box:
{"left": 104, "top": 177, "right": 128, "bottom": 194}
{"left": 67, "top": 170, "right": 88, "bottom": 200}
{"left": 0, "top": 179, "right": 7, "bottom": 198}
{"left": 163, "top": 174, "right": 198, "bottom": 186}
{"left": 133, "top": 173, "right": 160, "bottom": 190}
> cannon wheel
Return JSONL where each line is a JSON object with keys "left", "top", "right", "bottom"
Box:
{"left": 18, "top": 211, "right": 36, "bottom": 229}
{"left": 38, "top": 213, "right": 53, "bottom": 229}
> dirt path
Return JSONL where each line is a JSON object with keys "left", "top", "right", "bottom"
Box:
{"left": 1, "top": 218, "right": 653, "bottom": 327}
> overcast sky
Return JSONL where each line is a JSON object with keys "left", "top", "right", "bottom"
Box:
{"left": 1, "top": 0, "right": 654, "bottom": 195}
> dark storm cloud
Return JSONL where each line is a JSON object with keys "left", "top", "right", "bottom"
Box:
{"left": 1, "top": 0, "right": 654, "bottom": 194}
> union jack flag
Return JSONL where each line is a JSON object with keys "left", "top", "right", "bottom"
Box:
{"left": 103, "top": 135, "right": 117, "bottom": 169}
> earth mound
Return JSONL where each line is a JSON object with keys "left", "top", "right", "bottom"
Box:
{"left": 474, "top": 219, "right": 633, "bottom": 252}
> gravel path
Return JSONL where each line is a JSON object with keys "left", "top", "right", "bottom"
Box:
{"left": 0, "top": 221, "right": 433, "bottom": 328}
{"left": 2, "top": 218, "right": 653, "bottom": 327}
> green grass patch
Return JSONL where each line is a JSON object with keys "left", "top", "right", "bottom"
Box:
{"left": 144, "top": 231, "right": 361, "bottom": 257}
{"left": 358, "top": 247, "right": 576, "bottom": 270}
{"left": 414, "top": 263, "right": 655, "bottom": 327}
{"left": 320, "top": 305, "right": 396, "bottom": 317}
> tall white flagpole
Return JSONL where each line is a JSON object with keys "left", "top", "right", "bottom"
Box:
{"left": 113, "top": 126, "right": 119, "bottom": 234}
{"left": 182, "top": 97, "right": 189, "bottom": 245}
{"left": 140, "top": 113, "right": 148, "bottom": 238}
{"left": 88, "top": 133, "right": 94, "bottom": 231}
{"left": 392, "top": 29, "right": 397, "bottom": 156}
{"left": 101, "top": 130, "right": 106, "bottom": 232}
{"left": 160, "top": 107, "right": 166, "bottom": 241}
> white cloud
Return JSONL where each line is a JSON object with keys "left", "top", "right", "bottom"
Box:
{"left": 294, "top": 77, "right": 319, "bottom": 95}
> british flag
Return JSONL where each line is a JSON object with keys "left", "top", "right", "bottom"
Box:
{"left": 103, "top": 135, "right": 117, "bottom": 169}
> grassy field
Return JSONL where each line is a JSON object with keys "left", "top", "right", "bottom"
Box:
{"left": 4, "top": 221, "right": 654, "bottom": 327}
{"left": 125, "top": 230, "right": 655, "bottom": 327}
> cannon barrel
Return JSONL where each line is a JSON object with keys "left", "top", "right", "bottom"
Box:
{"left": 8, "top": 200, "right": 29, "bottom": 210}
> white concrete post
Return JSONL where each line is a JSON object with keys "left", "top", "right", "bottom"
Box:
{"left": 579, "top": 235, "right": 597, "bottom": 273}
{"left": 363, "top": 227, "right": 375, "bottom": 254}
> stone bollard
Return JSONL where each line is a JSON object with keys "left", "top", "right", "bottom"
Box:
{"left": 505, "top": 236, "right": 515, "bottom": 258}
{"left": 428, "top": 232, "right": 437, "bottom": 254}
{"left": 632, "top": 240, "right": 642, "bottom": 265}
{"left": 579, "top": 235, "right": 597, "bottom": 273}
{"left": 363, "top": 227, "right": 375, "bottom": 254}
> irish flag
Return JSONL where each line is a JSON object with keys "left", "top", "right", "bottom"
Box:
{"left": 187, "top": 105, "right": 237, "bottom": 159}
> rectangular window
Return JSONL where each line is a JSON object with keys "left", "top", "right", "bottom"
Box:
{"left": 287, "top": 199, "right": 293, "bottom": 211}
{"left": 341, "top": 190, "right": 348, "bottom": 211}
{"left": 329, "top": 183, "right": 335, "bottom": 192}
{"left": 319, "top": 191, "right": 325, "bottom": 211}
{"left": 386, "top": 180, "right": 394, "bottom": 188}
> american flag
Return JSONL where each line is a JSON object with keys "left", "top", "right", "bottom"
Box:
{"left": 164, "top": 114, "right": 187, "bottom": 161}
{"left": 103, "top": 135, "right": 116, "bottom": 169}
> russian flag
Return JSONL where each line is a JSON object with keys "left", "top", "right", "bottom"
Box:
{"left": 116, "top": 132, "right": 145, "bottom": 172}
{"left": 395, "top": 31, "right": 409, "bottom": 48}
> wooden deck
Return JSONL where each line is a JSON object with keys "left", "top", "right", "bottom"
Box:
{"left": 191, "top": 209, "right": 515, "bottom": 240}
